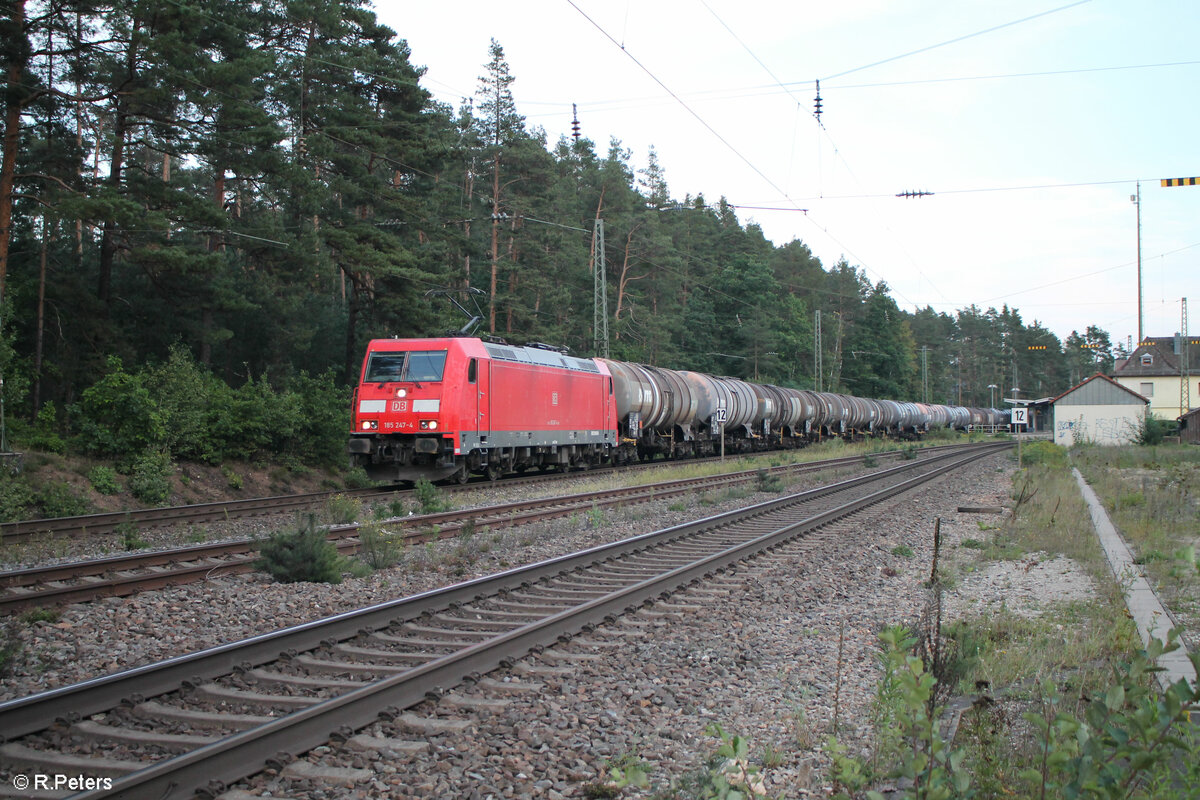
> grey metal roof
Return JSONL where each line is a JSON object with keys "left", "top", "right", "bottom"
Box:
{"left": 1054, "top": 373, "right": 1148, "bottom": 406}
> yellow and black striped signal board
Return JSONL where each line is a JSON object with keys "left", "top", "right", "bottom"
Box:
{"left": 1161, "top": 177, "right": 1199, "bottom": 187}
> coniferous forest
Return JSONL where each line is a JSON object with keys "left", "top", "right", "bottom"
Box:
{"left": 0, "top": 0, "right": 1119, "bottom": 474}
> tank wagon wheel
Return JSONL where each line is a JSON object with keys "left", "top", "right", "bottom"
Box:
{"left": 486, "top": 464, "right": 503, "bottom": 482}
{"left": 455, "top": 466, "right": 471, "bottom": 485}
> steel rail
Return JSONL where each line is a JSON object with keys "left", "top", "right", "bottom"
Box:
{"left": 0, "top": 443, "right": 1007, "bottom": 740}
{"left": 65, "top": 443, "right": 1007, "bottom": 800}
{"left": 0, "top": 447, "right": 930, "bottom": 613}
{"left": 0, "top": 442, "right": 978, "bottom": 544}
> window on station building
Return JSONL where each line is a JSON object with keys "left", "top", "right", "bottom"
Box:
{"left": 1141, "top": 354, "right": 1154, "bottom": 366}
{"left": 1140, "top": 382, "right": 1154, "bottom": 397}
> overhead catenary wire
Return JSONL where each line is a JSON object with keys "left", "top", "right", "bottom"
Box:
{"left": 821, "top": 0, "right": 1094, "bottom": 81}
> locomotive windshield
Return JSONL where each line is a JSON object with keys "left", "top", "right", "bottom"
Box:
{"left": 365, "top": 350, "right": 447, "bottom": 383}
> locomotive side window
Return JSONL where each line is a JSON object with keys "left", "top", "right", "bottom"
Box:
{"left": 467, "top": 358, "right": 477, "bottom": 383}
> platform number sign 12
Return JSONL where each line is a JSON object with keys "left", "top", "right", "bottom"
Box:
{"left": 1011, "top": 407, "right": 1028, "bottom": 427}
{"left": 711, "top": 404, "right": 727, "bottom": 434}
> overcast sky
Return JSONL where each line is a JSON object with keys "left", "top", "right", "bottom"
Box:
{"left": 374, "top": 0, "right": 1199, "bottom": 348}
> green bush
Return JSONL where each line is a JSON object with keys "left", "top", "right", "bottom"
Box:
{"left": 72, "top": 355, "right": 167, "bottom": 462}
{"left": 144, "top": 345, "right": 228, "bottom": 464}
{"left": 413, "top": 478, "right": 450, "bottom": 514}
{"left": 36, "top": 481, "right": 91, "bottom": 518}
{"left": 1136, "top": 416, "right": 1176, "bottom": 446}
{"left": 68, "top": 349, "right": 348, "bottom": 470}
{"left": 23, "top": 401, "right": 67, "bottom": 454}
{"left": 87, "top": 465, "right": 122, "bottom": 495}
{"left": 221, "top": 465, "right": 243, "bottom": 490}
{"left": 0, "top": 475, "right": 36, "bottom": 522}
{"left": 343, "top": 467, "right": 374, "bottom": 489}
{"left": 256, "top": 515, "right": 343, "bottom": 584}
{"left": 128, "top": 450, "right": 173, "bottom": 505}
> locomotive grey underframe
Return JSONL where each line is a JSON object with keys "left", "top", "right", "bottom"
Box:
{"left": 458, "top": 428, "right": 616, "bottom": 452}
{"left": 351, "top": 428, "right": 616, "bottom": 481}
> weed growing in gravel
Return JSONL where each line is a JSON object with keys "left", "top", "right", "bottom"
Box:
{"left": 388, "top": 495, "right": 406, "bottom": 517}
{"left": 357, "top": 523, "right": 405, "bottom": 570}
{"left": 20, "top": 607, "right": 60, "bottom": 624}
{"left": 755, "top": 468, "right": 784, "bottom": 493}
{"left": 829, "top": 626, "right": 972, "bottom": 799}
{"left": 459, "top": 518, "right": 476, "bottom": 541}
{"left": 324, "top": 494, "right": 361, "bottom": 525}
{"left": 116, "top": 519, "right": 148, "bottom": 550}
{"left": 582, "top": 752, "right": 650, "bottom": 798}
{"left": 0, "top": 619, "right": 21, "bottom": 677}
{"left": 656, "top": 725, "right": 770, "bottom": 799}
{"left": 789, "top": 705, "right": 814, "bottom": 748}
{"left": 892, "top": 544, "right": 915, "bottom": 558}
{"left": 587, "top": 502, "right": 605, "bottom": 528}
{"left": 760, "top": 742, "right": 786, "bottom": 768}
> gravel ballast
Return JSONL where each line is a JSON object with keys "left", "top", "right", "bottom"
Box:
{"left": 2, "top": 451, "right": 1112, "bottom": 798}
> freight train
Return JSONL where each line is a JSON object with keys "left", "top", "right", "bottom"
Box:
{"left": 348, "top": 336, "right": 1007, "bottom": 484}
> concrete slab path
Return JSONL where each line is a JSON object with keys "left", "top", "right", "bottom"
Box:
{"left": 1073, "top": 468, "right": 1197, "bottom": 692}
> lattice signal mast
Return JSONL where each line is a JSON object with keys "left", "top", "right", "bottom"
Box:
{"left": 1182, "top": 298, "right": 1191, "bottom": 415}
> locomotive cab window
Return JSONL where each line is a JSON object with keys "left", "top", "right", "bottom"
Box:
{"left": 365, "top": 350, "right": 448, "bottom": 383}
{"left": 366, "top": 352, "right": 407, "bottom": 382}
{"left": 467, "top": 358, "right": 477, "bottom": 383}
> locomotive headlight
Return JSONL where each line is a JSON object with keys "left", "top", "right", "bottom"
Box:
{"left": 360, "top": 420, "right": 377, "bottom": 431}
{"left": 419, "top": 420, "right": 438, "bottom": 430}
{"left": 396, "top": 388, "right": 407, "bottom": 398}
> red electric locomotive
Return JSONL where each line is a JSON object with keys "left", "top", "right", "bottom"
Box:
{"left": 349, "top": 337, "right": 618, "bottom": 483}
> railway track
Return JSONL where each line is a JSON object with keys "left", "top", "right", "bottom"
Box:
{"left": 0, "top": 443, "right": 947, "bottom": 545}
{"left": 0, "top": 446, "right": 961, "bottom": 614}
{"left": 0, "top": 441, "right": 1009, "bottom": 800}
